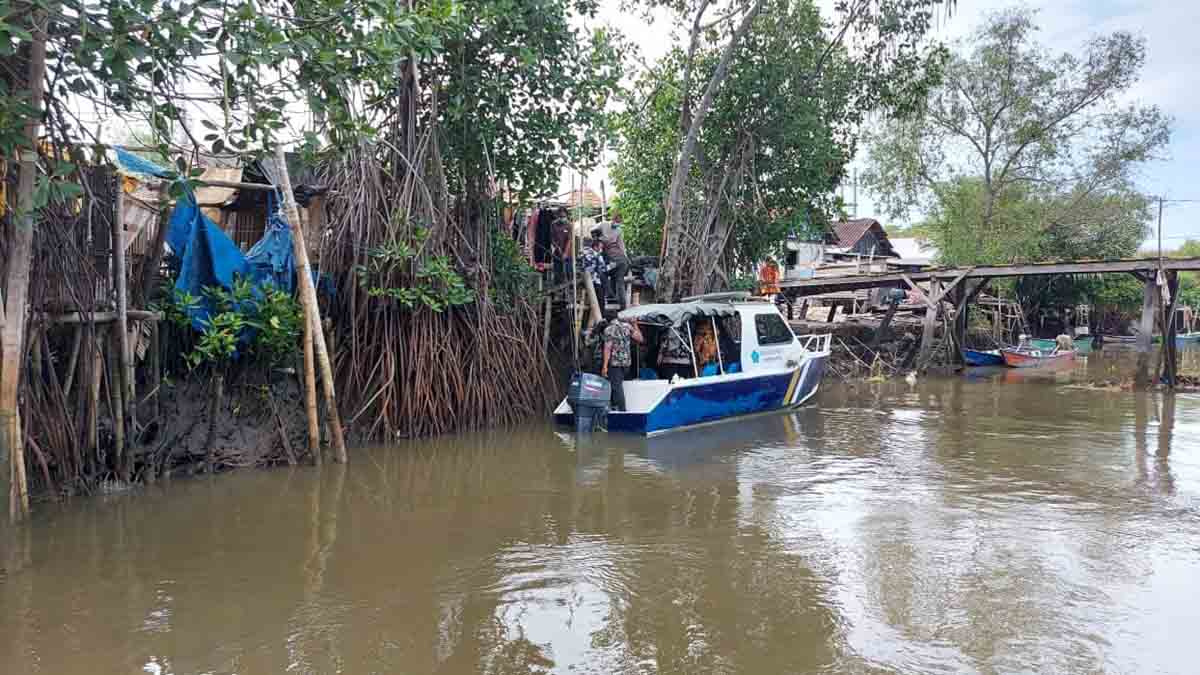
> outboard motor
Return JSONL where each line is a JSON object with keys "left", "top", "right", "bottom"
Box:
{"left": 566, "top": 372, "right": 611, "bottom": 432}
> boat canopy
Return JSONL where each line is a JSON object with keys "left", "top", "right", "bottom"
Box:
{"left": 618, "top": 301, "right": 740, "bottom": 327}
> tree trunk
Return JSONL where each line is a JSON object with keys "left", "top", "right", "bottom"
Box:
{"left": 3, "top": 14, "right": 47, "bottom": 522}
{"left": 657, "top": 0, "right": 765, "bottom": 302}
{"left": 274, "top": 147, "right": 347, "bottom": 463}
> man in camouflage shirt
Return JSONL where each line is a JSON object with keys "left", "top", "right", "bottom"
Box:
{"left": 602, "top": 314, "right": 643, "bottom": 411}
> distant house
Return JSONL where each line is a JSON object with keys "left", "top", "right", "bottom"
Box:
{"left": 827, "top": 218, "right": 897, "bottom": 258}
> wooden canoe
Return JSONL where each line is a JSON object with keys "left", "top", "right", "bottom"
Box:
{"left": 963, "top": 348, "right": 1004, "bottom": 366}
{"left": 1001, "top": 348, "right": 1076, "bottom": 368}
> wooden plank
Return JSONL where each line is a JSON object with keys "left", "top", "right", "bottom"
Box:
{"left": 778, "top": 257, "right": 1200, "bottom": 298}
{"left": 932, "top": 268, "right": 972, "bottom": 303}
{"left": 45, "top": 310, "right": 162, "bottom": 324}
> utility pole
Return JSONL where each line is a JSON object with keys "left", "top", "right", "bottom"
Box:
{"left": 852, "top": 168, "right": 858, "bottom": 219}
{"left": 1158, "top": 197, "right": 1164, "bottom": 268}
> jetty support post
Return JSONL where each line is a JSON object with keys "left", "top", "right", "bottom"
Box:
{"left": 1162, "top": 271, "right": 1179, "bottom": 387}
{"left": 917, "top": 278, "right": 940, "bottom": 369}
{"left": 952, "top": 280, "right": 988, "bottom": 361}
{"left": 1135, "top": 272, "right": 1157, "bottom": 386}
{"left": 870, "top": 290, "right": 900, "bottom": 353}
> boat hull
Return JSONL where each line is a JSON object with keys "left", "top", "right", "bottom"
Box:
{"left": 1001, "top": 349, "right": 1076, "bottom": 368}
{"left": 554, "top": 355, "right": 828, "bottom": 436}
{"left": 963, "top": 348, "right": 1004, "bottom": 366}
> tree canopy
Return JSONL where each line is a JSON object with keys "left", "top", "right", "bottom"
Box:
{"left": 612, "top": 0, "right": 949, "bottom": 297}
{"left": 2, "top": 0, "right": 623, "bottom": 202}
{"left": 863, "top": 8, "right": 1170, "bottom": 268}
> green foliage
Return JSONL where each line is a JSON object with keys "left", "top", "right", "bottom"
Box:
{"left": 157, "top": 275, "right": 303, "bottom": 371}
{"left": 355, "top": 234, "right": 476, "bottom": 313}
{"left": 5, "top": 0, "right": 623, "bottom": 211}
{"left": 1171, "top": 240, "right": 1200, "bottom": 310}
{"left": 158, "top": 287, "right": 199, "bottom": 331}
{"left": 489, "top": 226, "right": 540, "bottom": 311}
{"left": 1083, "top": 275, "right": 1146, "bottom": 312}
{"left": 864, "top": 8, "right": 1168, "bottom": 268}
{"left": 245, "top": 285, "right": 305, "bottom": 368}
{"left": 186, "top": 311, "right": 246, "bottom": 371}
{"left": 921, "top": 177, "right": 1151, "bottom": 268}
{"left": 611, "top": 0, "right": 947, "bottom": 274}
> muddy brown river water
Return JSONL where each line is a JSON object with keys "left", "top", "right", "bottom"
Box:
{"left": 2, "top": 349, "right": 1200, "bottom": 674}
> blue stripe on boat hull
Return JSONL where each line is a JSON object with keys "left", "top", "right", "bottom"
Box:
{"left": 555, "top": 356, "right": 827, "bottom": 435}
{"left": 643, "top": 371, "right": 795, "bottom": 433}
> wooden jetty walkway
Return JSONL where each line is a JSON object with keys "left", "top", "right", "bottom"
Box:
{"left": 777, "top": 257, "right": 1200, "bottom": 386}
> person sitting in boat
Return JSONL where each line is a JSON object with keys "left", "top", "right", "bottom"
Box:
{"left": 657, "top": 325, "right": 693, "bottom": 381}
{"left": 693, "top": 322, "right": 719, "bottom": 376}
{"left": 602, "top": 312, "right": 643, "bottom": 412}
{"left": 1056, "top": 334, "right": 1074, "bottom": 352}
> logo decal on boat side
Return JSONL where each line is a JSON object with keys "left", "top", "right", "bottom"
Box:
{"left": 751, "top": 350, "right": 760, "bottom": 363}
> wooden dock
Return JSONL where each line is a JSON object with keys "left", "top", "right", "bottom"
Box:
{"left": 777, "top": 256, "right": 1200, "bottom": 386}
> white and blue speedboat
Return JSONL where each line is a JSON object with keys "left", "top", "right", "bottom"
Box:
{"left": 554, "top": 294, "right": 832, "bottom": 436}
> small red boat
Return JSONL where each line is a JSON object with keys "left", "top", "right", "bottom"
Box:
{"left": 1000, "top": 347, "right": 1076, "bottom": 368}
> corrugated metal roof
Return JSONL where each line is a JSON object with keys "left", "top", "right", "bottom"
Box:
{"left": 830, "top": 218, "right": 881, "bottom": 249}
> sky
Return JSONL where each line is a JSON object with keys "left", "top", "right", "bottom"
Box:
{"left": 578, "top": 0, "right": 1200, "bottom": 250}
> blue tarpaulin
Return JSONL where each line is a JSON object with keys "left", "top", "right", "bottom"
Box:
{"left": 245, "top": 196, "right": 296, "bottom": 293}
{"left": 115, "top": 148, "right": 298, "bottom": 331}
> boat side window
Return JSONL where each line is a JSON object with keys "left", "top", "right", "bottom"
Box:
{"left": 721, "top": 315, "right": 741, "bottom": 344}
{"left": 755, "top": 313, "right": 794, "bottom": 346}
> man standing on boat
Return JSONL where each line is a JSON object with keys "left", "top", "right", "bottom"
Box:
{"left": 598, "top": 216, "right": 629, "bottom": 309}
{"left": 602, "top": 313, "right": 643, "bottom": 412}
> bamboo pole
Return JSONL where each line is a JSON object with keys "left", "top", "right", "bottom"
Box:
{"left": 3, "top": 12, "right": 47, "bottom": 520}
{"left": 302, "top": 316, "right": 320, "bottom": 464}
{"left": 113, "top": 183, "right": 134, "bottom": 466}
{"left": 274, "top": 147, "right": 346, "bottom": 463}
{"left": 584, "top": 278, "right": 602, "bottom": 328}
{"left": 88, "top": 332, "right": 102, "bottom": 459}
